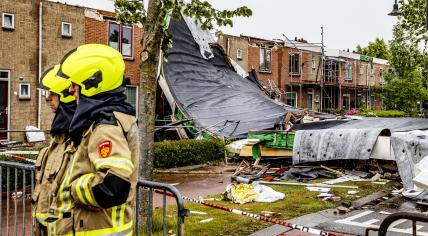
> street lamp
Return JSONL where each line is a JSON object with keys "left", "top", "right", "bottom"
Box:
{"left": 388, "top": 0, "right": 400, "bottom": 16}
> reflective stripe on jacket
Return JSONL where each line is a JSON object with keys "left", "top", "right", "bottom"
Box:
{"left": 49, "top": 112, "right": 139, "bottom": 235}
{"left": 33, "top": 133, "right": 74, "bottom": 236}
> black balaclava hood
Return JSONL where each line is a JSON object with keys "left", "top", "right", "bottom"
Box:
{"left": 68, "top": 89, "right": 135, "bottom": 146}
{"left": 51, "top": 101, "right": 77, "bottom": 136}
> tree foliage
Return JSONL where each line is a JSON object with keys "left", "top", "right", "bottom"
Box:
{"left": 356, "top": 38, "right": 390, "bottom": 60}
{"left": 378, "top": 71, "right": 428, "bottom": 114}
{"left": 396, "top": 0, "right": 427, "bottom": 45}
{"left": 114, "top": 0, "right": 252, "bottom": 228}
{"left": 115, "top": 0, "right": 252, "bottom": 56}
{"left": 113, "top": 0, "right": 252, "bottom": 179}
{"left": 379, "top": 0, "right": 428, "bottom": 115}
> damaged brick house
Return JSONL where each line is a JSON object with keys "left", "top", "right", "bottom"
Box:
{"left": 217, "top": 33, "right": 388, "bottom": 112}
{"left": 0, "top": 0, "right": 142, "bottom": 141}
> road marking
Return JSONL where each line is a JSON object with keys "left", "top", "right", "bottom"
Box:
{"left": 335, "top": 211, "right": 428, "bottom": 235}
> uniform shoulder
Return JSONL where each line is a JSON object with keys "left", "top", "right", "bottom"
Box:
{"left": 113, "top": 111, "right": 137, "bottom": 133}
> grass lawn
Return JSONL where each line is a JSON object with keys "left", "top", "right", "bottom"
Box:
{"left": 148, "top": 180, "right": 398, "bottom": 236}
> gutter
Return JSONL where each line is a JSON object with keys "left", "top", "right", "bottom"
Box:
{"left": 37, "top": 2, "right": 42, "bottom": 129}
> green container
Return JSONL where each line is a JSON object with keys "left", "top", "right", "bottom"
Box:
{"left": 247, "top": 131, "right": 295, "bottom": 150}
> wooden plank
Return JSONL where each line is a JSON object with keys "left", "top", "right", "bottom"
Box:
{"left": 240, "top": 145, "right": 293, "bottom": 157}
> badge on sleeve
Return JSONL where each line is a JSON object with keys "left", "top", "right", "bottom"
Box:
{"left": 98, "top": 140, "right": 112, "bottom": 158}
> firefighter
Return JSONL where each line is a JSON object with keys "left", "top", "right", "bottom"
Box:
{"left": 33, "top": 64, "right": 76, "bottom": 236}
{"left": 47, "top": 44, "right": 139, "bottom": 235}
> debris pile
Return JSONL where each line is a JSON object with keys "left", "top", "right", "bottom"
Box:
{"left": 224, "top": 182, "right": 285, "bottom": 204}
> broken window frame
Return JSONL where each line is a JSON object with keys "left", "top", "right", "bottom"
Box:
{"left": 259, "top": 47, "right": 272, "bottom": 73}
{"left": 289, "top": 52, "right": 301, "bottom": 76}
{"left": 108, "top": 21, "right": 134, "bottom": 58}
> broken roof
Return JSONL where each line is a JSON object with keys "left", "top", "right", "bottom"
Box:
{"left": 163, "top": 19, "right": 299, "bottom": 139}
{"left": 221, "top": 32, "right": 389, "bottom": 65}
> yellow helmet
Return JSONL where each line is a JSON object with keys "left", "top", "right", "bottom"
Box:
{"left": 40, "top": 65, "right": 75, "bottom": 104}
{"left": 57, "top": 44, "right": 125, "bottom": 97}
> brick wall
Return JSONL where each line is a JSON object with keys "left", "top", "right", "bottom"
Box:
{"left": 0, "top": 1, "right": 143, "bottom": 142}
{"left": 218, "top": 34, "right": 249, "bottom": 71}
{"left": 0, "top": 0, "right": 39, "bottom": 140}
{"left": 85, "top": 10, "right": 143, "bottom": 86}
{"left": 40, "top": 1, "right": 85, "bottom": 132}
{"left": 247, "top": 43, "right": 282, "bottom": 98}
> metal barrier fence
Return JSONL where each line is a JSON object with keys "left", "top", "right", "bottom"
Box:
{"left": 136, "top": 180, "right": 190, "bottom": 236}
{"left": 0, "top": 160, "right": 35, "bottom": 236}
{"left": 365, "top": 212, "right": 428, "bottom": 236}
{"left": 0, "top": 160, "right": 188, "bottom": 236}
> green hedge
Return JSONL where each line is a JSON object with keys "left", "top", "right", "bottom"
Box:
{"left": 154, "top": 140, "right": 225, "bottom": 169}
{"left": 358, "top": 109, "right": 408, "bottom": 117}
{"left": 1, "top": 140, "right": 226, "bottom": 172}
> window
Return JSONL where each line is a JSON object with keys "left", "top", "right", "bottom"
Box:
{"left": 356, "top": 94, "right": 362, "bottom": 108}
{"left": 370, "top": 95, "right": 375, "bottom": 109}
{"left": 345, "top": 62, "right": 352, "bottom": 81}
{"left": 343, "top": 94, "right": 350, "bottom": 110}
{"left": 108, "top": 22, "right": 133, "bottom": 58}
{"left": 359, "top": 64, "right": 364, "bottom": 75}
{"left": 19, "top": 83, "right": 30, "bottom": 100}
{"left": 236, "top": 48, "right": 242, "bottom": 60}
{"left": 380, "top": 69, "right": 385, "bottom": 85}
{"left": 289, "top": 52, "right": 301, "bottom": 75}
{"left": 369, "top": 64, "right": 375, "bottom": 76}
{"left": 0, "top": 71, "right": 9, "bottom": 79}
{"left": 307, "top": 89, "right": 314, "bottom": 109}
{"left": 259, "top": 47, "right": 271, "bottom": 72}
{"left": 2, "top": 13, "right": 14, "bottom": 30}
{"left": 311, "top": 58, "right": 316, "bottom": 70}
{"left": 323, "top": 59, "right": 339, "bottom": 82}
{"left": 125, "top": 85, "right": 138, "bottom": 114}
{"left": 61, "top": 22, "right": 72, "bottom": 38}
{"left": 286, "top": 92, "right": 297, "bottom": 107}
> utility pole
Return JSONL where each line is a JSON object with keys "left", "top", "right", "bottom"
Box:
{"left": 320, "top": 26, "right": 324, "bottom": 112}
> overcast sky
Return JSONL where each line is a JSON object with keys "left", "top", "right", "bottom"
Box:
{"left": 54, "top": 0, "right": 397, "bottom": 50}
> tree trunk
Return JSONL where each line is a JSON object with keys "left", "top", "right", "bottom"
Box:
{"left": 138, "top": 0, "right": 164, "bottom": 231}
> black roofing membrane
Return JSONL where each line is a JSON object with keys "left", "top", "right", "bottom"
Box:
{"left": 164, "top": 20, "right": 298, "bottom": 138}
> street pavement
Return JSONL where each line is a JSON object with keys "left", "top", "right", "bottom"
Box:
{"left": 250, "top": 194, "right": 428, "bottom": 236}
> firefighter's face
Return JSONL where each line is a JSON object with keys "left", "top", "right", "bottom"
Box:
{"left": 69, "top": 83, "right": 80, "bottom": 103}
{"left": 47, "top": 92, "right": 60, "bottom": 113}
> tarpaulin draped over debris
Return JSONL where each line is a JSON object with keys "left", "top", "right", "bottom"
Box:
{"left": 391, "top": 130, "right": 428, "bottom": 190}
{"left": 163, "top": 19, "right": 299, "bottom": 139}
{"left": 292, "top": 118, "right": 428, "bottom": 165}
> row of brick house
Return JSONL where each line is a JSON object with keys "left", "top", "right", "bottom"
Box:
{"left": 0, "top": 0, "right": 389, "bottom": 142}
{"left": 216, "top": 33, "right": 389, "bottom": 113}
{"left": 0, "top": 0, "right": 142, "bottom": 141}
